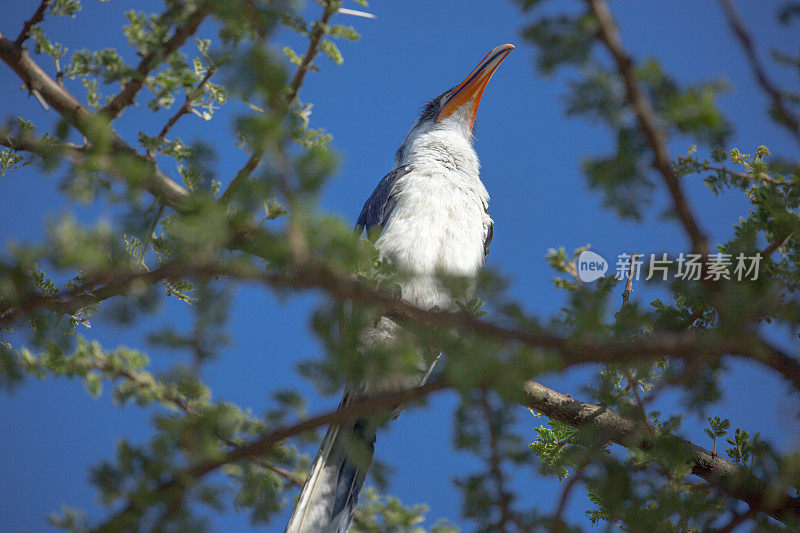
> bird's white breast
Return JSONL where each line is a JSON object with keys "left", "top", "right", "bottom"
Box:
{"left": 375, "top": 166, "right": 490, "bottom": 310}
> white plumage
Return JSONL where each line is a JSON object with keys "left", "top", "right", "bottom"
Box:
{"left": 379, "top": 108, "right": 492, "bottom": 310}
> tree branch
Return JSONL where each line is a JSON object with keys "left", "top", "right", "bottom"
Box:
{"left": 3, "top": 257, "right": 800, "bottom": 391}
{"left": 15, "top": 0, "right": 50, "bottom": 47}
{"left": 91, "top": 353, "right": 308, "bottom": 491}
{"left": 620, "top": 252, "right": 639, "bottom": 308}
{"left": 0, "top": 130, "right": 86, "bottom": 160}
{"left": 761, "top": 232, "right": 794, "bottom": 257}
{"left": 285, "top": 3, "right": 336, "bottom": 104}
{"left": 86, "top": 366, "right": 799, "bottom": 529}
{"left": 219, "top": 0, "right": 337, "bottom": 203}
{"left": 550, "top": 468, "right": 584, "bottom": 532}
{"left": 479, "top": 390, "right": 515, "bottom": 532}
{"left": 523, "top": 379, "right": 800, "bottom": 525}
{"left": 0, "top": 32, "right": 91, "bottom": 122}
{"left": 586, "top": 0, "right": 709, "bottom": 256}
{"left": 717, "top": 0, "right": 800, "bottom": 149}
{"left": 5, "top": 259, "right": 797, "bottom": 525}
{"left": 71, "top": 339, "right": 373, "bottom": 529}
{"left": 0, "top": 261, "right": 195, "bottom": 329}
{"left": 0, "top": 34, "right": 190, "bottom": 208}
{"left": 151, "top": 65, "right": 217, "bottom": 150}
{"left": 100, "top": 3, "right": 211, "bottom": 121}
{"left": 678, "top": 156, "right": 790, "bottom": 188}
{"left": 92, "top": 379, "right": 448, "bottom": 532}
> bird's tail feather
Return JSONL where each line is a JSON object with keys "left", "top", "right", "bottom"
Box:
{"left": 285, "top": 392, "right": 376, "bottom": 533}
{"left": 286, "top": 352, "right": 442, "bottom": 532}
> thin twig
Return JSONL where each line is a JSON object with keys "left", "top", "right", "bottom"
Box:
{"left": 220, "top": 0, "right": 337, "bottom": 203}
{"left": 100, "top": 3, "right": 211, "bottom": 120}
{"left": 285, "top": 3, "right": 335, "bottom": 106}
{"left": 627, "top": 374, "right": 656, "bottom": 435}
{"left": 15, "top": 0, "right": 50, "bottom": 47}
{"left": 151, "top": 66, "right": 217, "bottom": 152}
{"left": 264, "top": 462, "right": 304, "bottom": 488}
{"left": 551, "top": 469, "right": 584, "bottom": 533}
{"left": 616, "top": 258, "right": 656, "bottom": 430}
{"left": 761, "top": 232, "right": 794, "bottom": 257}
{"left": 620, "top": 252, "right": 639, "bottom": 308}
{"left": 139, "top": 203, "right": 165, "bottom": 262}
{"left": 479, "top": 390, "right": 515, "bottom": 532}
{"left": 680, "top": 308, "right": 707, "bottom": 330}
{"left": 718, "top": 0, "right": 800, "bottom": 149}
{"left": 678, "top": 156, "right": 789, "bottom": 187}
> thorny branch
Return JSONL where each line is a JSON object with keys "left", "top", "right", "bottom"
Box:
{"left": 616, "top": 258, "right": 657, "bottom": 431}
{"left": 88, "top": 353, "right": 308, "bottom": 490}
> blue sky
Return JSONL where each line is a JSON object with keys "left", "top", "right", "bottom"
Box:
{"left": 1, "top": 0, "right": 799, "bottom": 531}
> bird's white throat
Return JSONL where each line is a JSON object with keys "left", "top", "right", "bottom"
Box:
{"left": 395, "top": 103, "right": 480, "bottom": 176}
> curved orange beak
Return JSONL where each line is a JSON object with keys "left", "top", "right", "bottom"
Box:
{"left": 437, "top": 43, "right": 514, "bottom": 130}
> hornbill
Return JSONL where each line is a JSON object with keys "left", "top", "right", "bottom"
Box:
{"left": 286, "top": 43, "right": 514, "bottom": 533}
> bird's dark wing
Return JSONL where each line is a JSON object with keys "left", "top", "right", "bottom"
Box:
{"left": 483, "top": 202, "right": 493, "bottom": 261}
{"left": 355, "top": 165, "right": 413, "bottom": 235}
{"left": 484, "top": 220, "right": 493, "bottom": 260}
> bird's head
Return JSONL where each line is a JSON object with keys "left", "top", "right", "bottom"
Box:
{"left": 395, "top": 43, "right": 514, "bottom": 169}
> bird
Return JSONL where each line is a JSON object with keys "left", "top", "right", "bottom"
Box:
{"left": 285, "top": 43, "right": 514, "bottom": 533}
